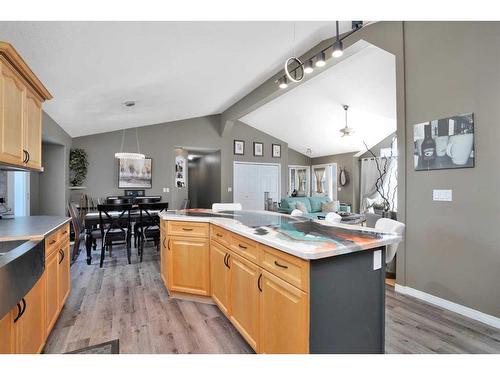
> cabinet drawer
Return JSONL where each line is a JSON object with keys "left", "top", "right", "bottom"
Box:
{"left": 167, "top": 221, "right": 209, "bottom": 238}
{"left": 210, "top": 225, "right": 230, "bottom": 248}
{"left": 230, "top": 233, "right": 258, "bottom": 264}
{"left": 45, "top": 223, "right": 70, "bottom": 258}
{"left": 259, "top": 244, "right": 309, "bottom": 292}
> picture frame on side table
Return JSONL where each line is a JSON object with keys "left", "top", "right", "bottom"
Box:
{"left": 253, "top": 142, "right": 264, "bottom": 157}
{"left": 272, "top": 144, "right": 281, "bottom": 158}
{"left": 234, "top": 140, "right": 245, "bottom": 155}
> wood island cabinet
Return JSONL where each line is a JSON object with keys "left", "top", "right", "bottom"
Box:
{"left": 0, "top": 41, "right": 52, "bottom": 171}
{"left": 45, "top": 249, "right": 59, "bottom": 333}
{"left": 167, "top": 235, "right": 210, "bottom": 296}
{"left": 210, "top": 241, "right": 231, "bottom": 315}
{"left": 162, "top": 220, "right": 310, "bottom": 353}
{"left": 0, "top": 309, "right": 14, "bottom": 354}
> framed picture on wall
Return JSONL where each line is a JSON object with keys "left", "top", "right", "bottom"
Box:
{"left": 413, "top": 112, "right": 474, "bottom": 171}
{"left": 118, "top": 158, "right": 152, "bottom": 189}
{"left": 234, "top": 140, "right": 245, "bottom": 155}
{"left": 253, "top": 142, "right": 264, "bottom": 157}
{"left": 272, "top": 144, "right": 281, "bottom": 158}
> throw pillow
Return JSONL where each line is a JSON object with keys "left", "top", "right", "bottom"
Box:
{"left": 295, "top": 201, "right": 308, "bottom": 213}
{"left": 321, "top": 201, "right": 337, "bottom": 213}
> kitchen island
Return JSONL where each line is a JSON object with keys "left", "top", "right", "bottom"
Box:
{"left": 159, "top": 209, "right": 401, "bottom": 354}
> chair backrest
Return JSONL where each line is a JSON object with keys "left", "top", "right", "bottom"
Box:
{"left": 290, "top": 209, "right": 303, "bottom": 217}
{"left": 97, "top": 203, "right": 132, "bottom": 239}
{"left": 179, "top": 199, "right": 190, "bottom": 210}
{"left": 325, "top": 212, "right": 342, "bottom": 223}
{"left": 138, "top": 202, "right": 169, "bottom": 234}
{"left": 212, "top": 203, "right": 242, "bottom": 212}
{"left": 375, "top": 218, "right": 405, "bottom": 264}
{"left": 106, "top": 196, "right": 134, "bottom": 205}
{"left": 67, "top": 202, "right": 81, "bottom": 234}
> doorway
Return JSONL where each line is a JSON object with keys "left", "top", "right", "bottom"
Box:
{"left": 187, "top": 150, "right": 221, "bottom": 209}
{"left": 233, "top": 162, "right": 280, "bottom": 210}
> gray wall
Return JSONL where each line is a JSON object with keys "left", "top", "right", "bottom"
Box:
{"left": 403, "top": 22, "right": 500, "bottom": 318}
{"left": 30, "top": 111, "right": 72, "bottom": 216}
{"left": 72, "top": 116, "right": 294, "bottom": 207}
{"left": 38, "top": 143, "right": 66, "bottom": 216}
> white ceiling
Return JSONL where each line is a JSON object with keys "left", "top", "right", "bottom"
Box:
{"left": 241, "top": 43, "right": 397, "bottom": 157}
{"left": 0, "top": 21, "right": 354, "bottom": 137}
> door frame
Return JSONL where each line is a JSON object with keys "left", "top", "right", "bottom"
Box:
{"left": 233, "top": 161, "right": 282, "bottom": 206}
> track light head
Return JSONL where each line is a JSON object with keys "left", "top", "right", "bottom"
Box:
{"left": 315, "top": 51, "right": 326, "bottom": 67}
{"left": 332, "top": 40, "right": 344, "bottom": 58}
{"left": 304, "top": 59, "right": 314, "bottom": 74}
{"left": 278, "top": 76, "right": 288, "bottom": 89}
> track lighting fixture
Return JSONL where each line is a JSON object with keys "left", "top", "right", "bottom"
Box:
{"left": 276, "top": 21, "right": 364, "bottom": 89}
{"left": 315, "top": 51, "right": 326, "bottom": 67}
{"left": 303, "top": 59, "right": 314, "bottom": 74}
{"left": 331, "top": 21, "right": 344, "bottom": 58}
{"left": 278, "top": 76, "right": 288, "bottom": 89}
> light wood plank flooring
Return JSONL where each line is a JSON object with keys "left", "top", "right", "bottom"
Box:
{"left": 44, "top": 243, "right": 500, "bottom": 354}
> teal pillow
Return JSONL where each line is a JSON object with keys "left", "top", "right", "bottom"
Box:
{"left": 309, "top": 196, "right": 331, "bottom": 212}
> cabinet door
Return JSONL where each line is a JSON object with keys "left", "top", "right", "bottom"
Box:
{"left": 16, "top": 273, "right": 46, "bottom": 354}
{"left": 168, "top": 236, "right": 210, "bottom": 296}
{"left": 0, "top": 310, "right": 15, "bottom": 354}
{"left": 228, "top": 252, "right": 260, "bottom": 350}
{"left": 45, "top": 250, "right": 59, "bottom": 333}
{"left": 24, "top": 89, "right": 42, "bottom": 169}
{"left": 58, "top": 241, "right": 71, "bottom": 308}
{"left": 210, "top": 242, "right": 230, "bottom": 315}
{"left": 0, "top": 61, "right": 25, "bottom": 166}
{"left": 160, "top": 225, "right": 168, "bottom": 287}
{"left": 259, "top": 270, "right": 309, "bottom": 354}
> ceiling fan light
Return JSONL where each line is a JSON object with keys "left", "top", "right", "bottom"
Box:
{"left": 332, "top": 40, "right": 343, "bottom": 58}
{"left": 315, "top": 51, "right": 326, "bottom": 67}
{"left": 304, "top": 59, "right": 314, "bottom": 74}
{"left": 278, "top": 76, "right": 288, "bottom": 89}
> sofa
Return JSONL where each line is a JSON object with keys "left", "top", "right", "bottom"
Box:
{"left": 279, "top": 196, "right": 335, "bottom": 220}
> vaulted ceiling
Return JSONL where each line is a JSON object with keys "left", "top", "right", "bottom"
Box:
{"left": 0, "top": 21, "right": 353, "bottom": 137}
{"left": 240, "top": 43, "right": 397, "bottom": 157}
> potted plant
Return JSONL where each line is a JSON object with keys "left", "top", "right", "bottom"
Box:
{"left": 69, "top": 148, "right": 89, "bottom": 187}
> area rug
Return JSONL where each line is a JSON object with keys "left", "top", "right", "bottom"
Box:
{"left": 66, "top": 339, "right": 120, "bottom": 354}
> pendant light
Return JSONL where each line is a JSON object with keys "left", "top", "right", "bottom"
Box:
{"left": 340, "top": 105, "right": 354, "bottom": 137}
{"left": 315, "top": 51, "right": 326, "bottom": 67}
{"left": 303, "top": 59, "right": 314, "bottom": 74}
{"left": 278, "top": 76, "right": 288, "bottom": 89}
{"left": 115, "top": 127, "right": 145, "bottom": 159}
{"left": 332, "top": 21, "right": 344, "bottom": 58}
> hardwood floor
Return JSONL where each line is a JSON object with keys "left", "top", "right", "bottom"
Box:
{"left": 44, "top": 242, "right": 500, "bottom": 354}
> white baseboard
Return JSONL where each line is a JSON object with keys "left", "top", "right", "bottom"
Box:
{"left": 394, "top": 284, "right": 500, "bottom": 330}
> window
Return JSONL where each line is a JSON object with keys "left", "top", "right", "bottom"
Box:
{"left": 288, "top": 166, "right": 310, "bottom": 196}
{"left": 312, "top": 164, "right": 337, "bottom": 201}
{"left": 7, "top": 171, "right": 30, "bottom": 216}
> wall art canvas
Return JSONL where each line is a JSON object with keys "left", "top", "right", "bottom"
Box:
{"left": 414, "top": 113, "right": 474, "bottom": 171}
{"left": 272, "top": 144, "right": 281, "bottom": 158}
{"left": 118, "top": 158, "right": 152, "bottom": 189}
{"left": 234, "top": 140, "right": 245, "bottom": 155}
{"left": 175, "top": 156, "right": 186, "bottom": 188}
{"left": 253, "top": 142, "right": 263, "bottom": 157}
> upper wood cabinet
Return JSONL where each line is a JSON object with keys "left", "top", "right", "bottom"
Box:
{"left": 0, "top": 41, "right": 52, "bottom": 171}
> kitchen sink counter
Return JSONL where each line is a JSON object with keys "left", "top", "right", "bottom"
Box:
{"left": 0, "top": 216, "right": 71, "bottom": 241}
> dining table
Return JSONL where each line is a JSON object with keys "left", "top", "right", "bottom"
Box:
{"left": 83, "top": 209, "right": 162, "bottom": 265}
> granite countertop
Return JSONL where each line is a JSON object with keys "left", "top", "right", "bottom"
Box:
{"left": 0, "top": 216, "right": 71, "bottom": 241}
{"left": 160, "top": 209, "right": 402, "bottom": 260}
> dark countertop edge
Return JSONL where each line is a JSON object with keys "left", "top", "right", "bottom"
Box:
{"left": 0, "top": 216, "right": 71, "bottom": 241}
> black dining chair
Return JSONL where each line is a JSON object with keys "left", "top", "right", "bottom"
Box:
{"left": 136, "top": 202, "right": 169, "bottom": 262}
{"left": 97, "top": 203, "right": 133, "bottom": 267}
{"left": 133, "top": 197, "right": 161, "bottom": 247}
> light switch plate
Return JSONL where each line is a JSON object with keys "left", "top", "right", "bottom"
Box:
{"left": 228, "top": 187, "right": 232, "bottom": 192}
{"left": 433, "top": 189, "right": 452, "bottom": 201}
{"left": 163, "top": 187, "right": 170, "bottom": 193}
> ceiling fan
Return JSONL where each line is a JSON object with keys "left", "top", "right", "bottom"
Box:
{"left": 340, "top": 104, "right": 355, "bottom": 137}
